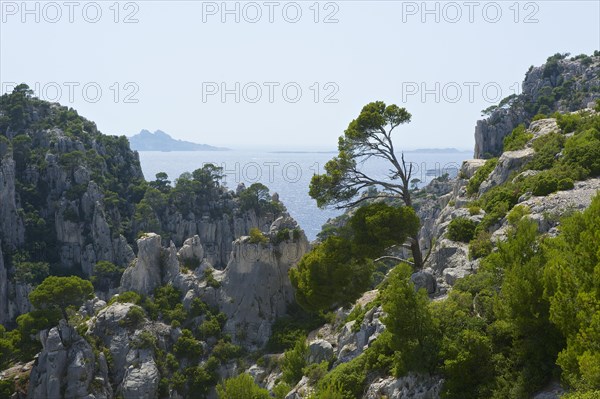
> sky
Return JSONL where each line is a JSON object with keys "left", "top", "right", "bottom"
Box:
{"left": 1, "top": 1, "right": 599, "bottom": 151}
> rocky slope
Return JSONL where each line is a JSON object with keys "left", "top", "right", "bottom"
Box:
{"left": 0, "top": 85, "right": 292, "bottom": 326}
{"left": 474, "top": 52, "right": 600, "bottom": 158}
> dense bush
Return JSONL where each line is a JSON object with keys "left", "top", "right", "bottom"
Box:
{"left": 91, "top": 261, "right": 124, "bottom": 291}
{"left": 14, "top": 260, "right": 49, "bottom": 285}
{"left": 119, "top": 306, "right": 146, "bottom": 329}
{"left": 109, "top": 291, "right": 142, "bottom": 305}
{"left": 316, "top": 355, "right": 367, "bottom": 399}
{"left": 467, "top": 158, "right": 498, "bottom": 195}
{"left": 563, "top": 127, "right": 600, "bottom": 177}
{"left": 290, "top": 236, "right": 373, "bottom": 312}
{"left": 216, "top": 373, "right": 270, "bottom": 399}
{"left": 248, "top": 227, "right": 268, "bottom": 244}
{"left": 239, "top": 183, "right": 282, "bottom": 216}
{"left": 528, "top": 132, "right": 565, "bottom": 170}
{"left": 468, "top": 231, "right": 493, "bottom": 260}
{"left": 503, "top": 124, "right": 533, "bottom": 151}
{"left": 281, "top": 337, "right": 308, "bottom": 385}
{"left": 29, "top": 276, "right": 94, "bottom": 320}
{"left": 544, "top": 195, "right": 600, "bottom": 390}
{"left": 290, "top": 202, "right": 418, "bottom": 312}
{"left": 446, "top": 217, "right": 477, "bottom": 243}
{"left": 173, "top": 329, "right": 203, "bottom": 360}
{"left": 381, "top": 263, "right": 439, "bottom": 376}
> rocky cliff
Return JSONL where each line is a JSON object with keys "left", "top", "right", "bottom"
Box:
{"left": 474, "top": 52, "right": 600, "bottom": 158}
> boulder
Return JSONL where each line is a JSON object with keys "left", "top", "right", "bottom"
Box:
{"left": 460, "top": 159, "right": 487, "bottom": 179}
{"left": 364, "top": 374, "right": 443, "bottom": 399}
{"left": 307, "top": 339, "right": 334, "bottom": 364}
{"left": 411, "top": 270, "right": 437, "bottom": 295}
{"left": 177, "top": 235, "right": 204, "bottom": 265}
{"left": 479, "top": 148, "right": 534, "bottom": 194}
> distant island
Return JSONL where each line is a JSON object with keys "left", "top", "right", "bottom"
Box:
{"left": 128, "top": 129, "right": 229, "bottom": 151}
{"left": 404, "top": 148, "right": 469, "bottom": 153}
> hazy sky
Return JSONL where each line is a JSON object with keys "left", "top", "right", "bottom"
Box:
{"left": 1, "top": 1, "right": 598, "bottom": 151}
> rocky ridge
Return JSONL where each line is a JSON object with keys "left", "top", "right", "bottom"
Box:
{"left": 474, "top": 53, "right": 600, "bottom": 158}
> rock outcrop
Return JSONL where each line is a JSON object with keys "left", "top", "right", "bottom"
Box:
{"left": 478, "top": 148, "right": 534, "bottom": 194}
{"left": 364, "top": 374, "right": 443, "bottom": 399}
{"left": 28, "top": 320, "right": 113, "bottom": 399}
{"left": 220, "top": 216, "right": 310, "bottom": 349}
{"left": 0, "top": 242, "right": 7, "bottom": 325}
{"left": 120, "top": 233, "right": 164, "bottom": 296}
{"left": 0, "top": 155, "right": 25, "bottom": 250}
{"left": 474, "top": 54, "right": 600, "bottom": 158}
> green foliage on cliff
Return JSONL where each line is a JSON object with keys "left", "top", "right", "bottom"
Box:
{"left": 290, "top": 202, "right": 418, "bottom": 312}
{"left": 467, "top": 158, "right": 498, "bottom": 195}
{"left": 446, "top": 217, "right": 477, "bottom": 243}
{"left": 503, "top": 124, "right": 533, "bottom": 151}
{"left": 29, "top": 276, "right": 94, "bottom": 320}
{"left": 382, "top": 263, "right": 439, "bottom": 376}
{"left": 217, "top": 373, "right": 270, "bottom": 399}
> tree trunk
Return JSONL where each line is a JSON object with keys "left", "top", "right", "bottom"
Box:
{"left": 411, "top": 235, "right": 423, "bottom": 269}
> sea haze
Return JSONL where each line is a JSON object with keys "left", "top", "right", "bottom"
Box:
{"left": 137, "top": 149, "right": 472, "bottom": 240}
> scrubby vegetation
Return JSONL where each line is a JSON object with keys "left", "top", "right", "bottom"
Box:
{"left": 307, "top": 195, "right": 600, "bottom": 398}
{"left": 446, "top": 217, "right": 477, "bottom": 243}
{"left": 290, "top": 202, "right": 419, "bottom": 312}
{"left": 503, "top": 124, "right": 533, "bottom": 151}
{"left": 466, "top": 158, "right": 498, "bottom": 195}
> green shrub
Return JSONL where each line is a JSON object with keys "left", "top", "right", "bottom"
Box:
{"left": 273, "top": 382, "right": 292, "bottom": 399}
{"left": 467, "top": 204, "right": 481, "bottom": 215}
{"left": 133, "top": 331, "right": 157, "bottom": 351}
{"left": 560, "top": 392, "right": 600, "bottom": 399}
{"left": 281, "top": 337, "right": 308, "bottom": 385}
{"left": 119, "top": 306, "right": 146, "bottom": 329}
{"left": 532, "top": 174, "right": 559, "bottom": 196}
{"left": 317, "top": 355, "right": 367, "bottom": 399}
{"left": 447, "top": 218, "right": 477, "bottom": 243}
{"left": 469, "top": 231, "right": 493, "bottom": 260}
{"left": 91, "top": 261, "right": 124, "bottom": 291}
{"left": 204, "top": 268, "right": 221, "bottom": 288}
{"left": 216, "top": 373, "right": 270, "bottom": 399}
{"left": 189, "top": 297, "right": 209, "bottom": 317}
{"left": 507, "top": 205, "right": 531, "bottom": 226}
{"left": 212, "top": 339, "right": 242, "bottom": 362}
{"left": 467, "top": 158, "right": 498, "bottom": 195}
{"left": 0, "top": 380, "right": 14, "bottom": 399}
{"left": 529, "top": 132, "right": 565, "bottom": 170}
{"left": 558, "top": 178, "right": 574, "bottom": 191}
{"left": 174, "top": 329, "right": 203, "bottom": 360}
{"left": 14, "top": 261, "right": 49, "bottom": 285}
{"left": 304, "top": 361, "right": 329, "bottom": 385}
{"left": 382, "top": 264, "right": 439, "bottom": 376}
{"left": 267, "top": 304, "right": 328, "bottom": 352}
{"left": 109, "top": 291, "right": 141, "bottom": 305}
{"left": 555, "top": 112, "right": 584, "bottom": 133}
{"left": 504, "top": 124, "right": 533, "bottom": 151}
{"left": 198, "top": 316, "right": 221, "bottom": 339}
{"left": 248, "top": 227, "right": 268, "bottom": 244}
{"left": 563, "top": 128, "right": 600, "bottom": 177}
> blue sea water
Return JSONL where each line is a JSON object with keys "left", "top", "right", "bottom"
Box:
{"left": 137, "top": 150, "right": 472, "bottom": 241}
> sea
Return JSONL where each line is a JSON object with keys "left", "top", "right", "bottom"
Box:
{"left": 137, "top": 149, "right": 473, "bottom": 241}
